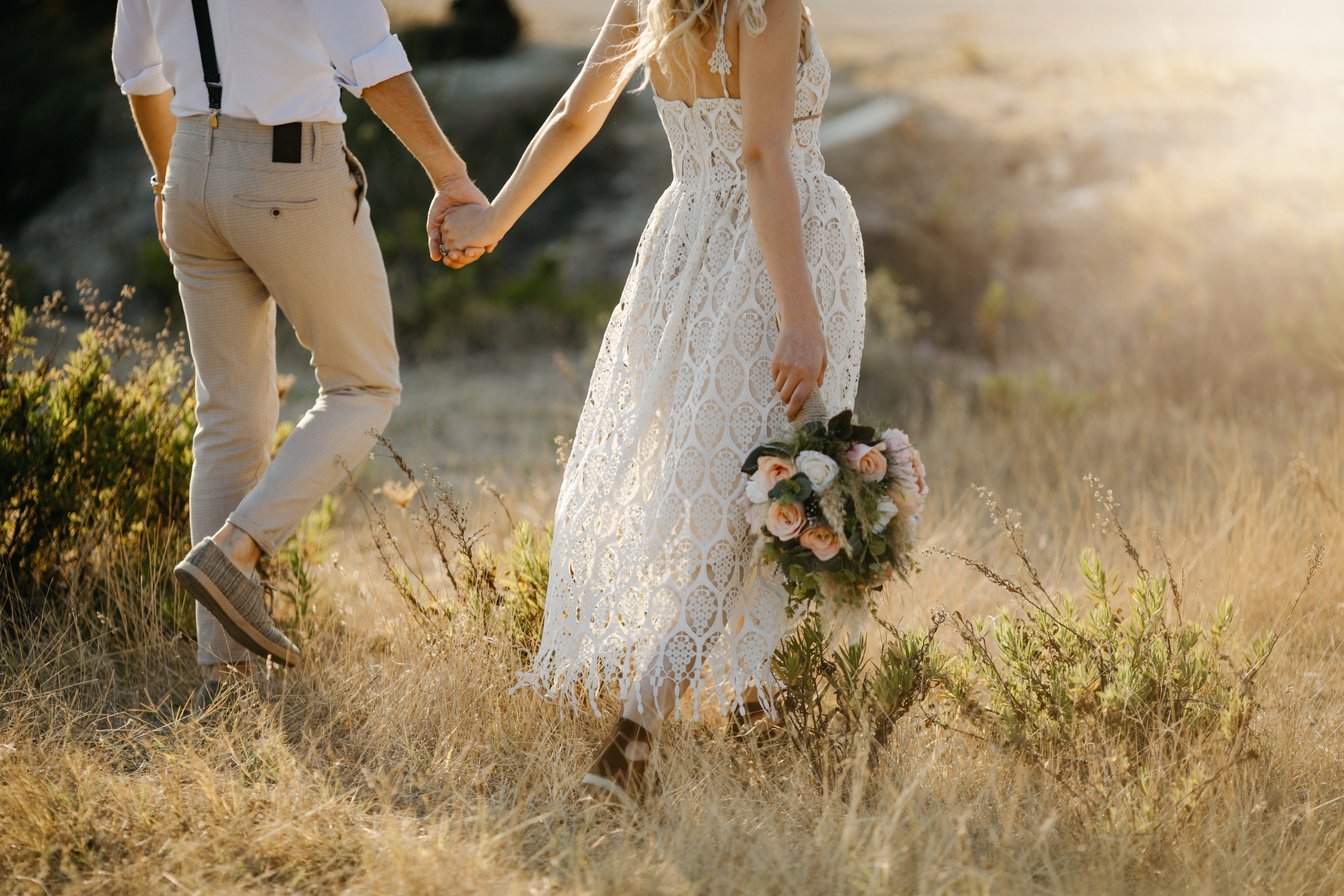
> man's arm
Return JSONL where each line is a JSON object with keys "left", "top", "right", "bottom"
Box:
{"left": 304, "top": 1, "right": 485, "bottom": 266}
{"left": 360, "top": 73, "right": 488, "bottom": 268}
{"left": 115, "top": 0, "right": 175, "bottom": 255}
{"left": 128, "top": 90, "right": 176, "bottom": 255}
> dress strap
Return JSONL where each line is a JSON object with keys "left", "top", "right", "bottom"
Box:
{"left": 707, "top": 0, "right": 733, "bottom": 98}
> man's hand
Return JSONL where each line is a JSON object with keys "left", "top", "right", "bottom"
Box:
{"left": 426, "top": 174, "right": 491, "bottom": 269}
{"left": 127, "top": 91, "right": 175, "bottom": 258}
{"left": 154, "top": 193, "right": 169, "bottom": 256}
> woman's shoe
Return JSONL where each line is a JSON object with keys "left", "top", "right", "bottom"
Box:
{"left": 581, "top": 717, "right": 657, "bottom": 807}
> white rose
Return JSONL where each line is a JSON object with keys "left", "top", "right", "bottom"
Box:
{"left": 872, "top": 497, "right": 899, "bottom": 533}
{"left": 744, "top": 471, "right": 770, "bottom": 504}
{"left": 796, "top": 450, "right": 839, "bottom": 493}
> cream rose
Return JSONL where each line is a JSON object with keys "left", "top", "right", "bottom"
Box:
{"left": 845, "top": 443, "right": 888, "bottom": 482}
{"left": 765, "top": 501, "right": 806, "bottom": 541}
{"left": 799, "top": 524, "right": 843, "bottom": 561}
{"left": 745, "top": 500, "right": 769, "bottom": 531}
{"left": 872, "top": 497, "right": 899, "bottom": 534}
{"left": 796, "top": 450, "right": 839, "bottom": 492}
{"left": 757, "top": 455, "right": 798, "bottom": 488}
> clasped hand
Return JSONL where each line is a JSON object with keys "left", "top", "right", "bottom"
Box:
{"left": 425, "top": 175, "right": 499, "bottom": 269}
{"left": 437, "top": 203, "right": 501, "bottom": 263}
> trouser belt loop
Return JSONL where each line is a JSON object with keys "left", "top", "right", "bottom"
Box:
{"left": 311, "top": 123, "right": 321, "bottom": 164}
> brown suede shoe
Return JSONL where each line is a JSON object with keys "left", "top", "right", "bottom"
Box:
{"left": 174, "top": 538, "right": 300, "bottom": 667}
{"left": 581, "top": 717, "right": 657, "bottom": 808}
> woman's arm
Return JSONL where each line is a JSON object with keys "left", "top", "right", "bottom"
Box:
{"left": 439, "top": 0, "right": 639, "bottom": 250}
{"left": 740, "top": 0, "right": 827, "bottom": 420}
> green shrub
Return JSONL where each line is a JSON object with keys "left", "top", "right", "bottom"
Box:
{"left": 977, "top": 367, "right": 1095, "bottom": 422}
{"left": 396, "top": 253, "right": 615, "bottom": 356}
{"left": 497, "top": 519, "right": 550, "bottom": 650}
{"left": 933, "top": 479, "right": 1322, "bottom": 830}
{"left": 0, "top": 250, "right": 195, "bottom": 628}
{"left": 772, "top": 611, "right": 948, "bottom": 780}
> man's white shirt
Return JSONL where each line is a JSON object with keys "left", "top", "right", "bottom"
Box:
{"left": 113, "top": 0, "right": 413, "bottom": 124}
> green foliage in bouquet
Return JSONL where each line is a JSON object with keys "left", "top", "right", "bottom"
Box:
{"left": 743, "top": 410, "right": 922, "bottom": 615}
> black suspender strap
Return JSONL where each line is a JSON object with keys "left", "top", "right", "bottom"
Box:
{"left": 189, "top": 0, "right": 223, "bottom": 127}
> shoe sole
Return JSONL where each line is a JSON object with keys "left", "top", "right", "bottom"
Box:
{"left": 174, "top": 560, "right": 300, "bottom": 668}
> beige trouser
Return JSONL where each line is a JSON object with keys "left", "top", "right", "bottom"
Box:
{"left": 163, "top": 115, "right": 401, "bottom": 665}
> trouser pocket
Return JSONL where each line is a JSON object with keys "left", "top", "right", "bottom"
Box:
{"left": 341, "top": 145, "right": 367, "bottom": 223}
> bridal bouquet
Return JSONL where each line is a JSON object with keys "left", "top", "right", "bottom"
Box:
{"left": 741, "top": 409, "right": 926, "bottom": 615}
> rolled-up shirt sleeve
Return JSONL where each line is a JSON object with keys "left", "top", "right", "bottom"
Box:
{"left": 305, "top": 0, "right": 413, "bottom": 97}
{"left": 112, "top": 0, "right": 172, "bottom": 95}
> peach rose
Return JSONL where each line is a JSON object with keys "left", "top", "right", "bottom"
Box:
{"left": 765, "top": 501, "right": 806, "bottom": 541}
{"left": 757, "top": 455, "right": 798, "bottom": 488}
{"left": 892, "top": 473, "right": 928, "bottom": 516}
{"left": 845, "top": 443, "right": 888, "bottom": 482}
{"left": 882, "top": 427, "right": 912, "bottom": 457}
{"left": 799, "top": 525, "right": 843, "bottom": 561}
{"left": 909, "top": 446, "right": 926, "bottom": 481}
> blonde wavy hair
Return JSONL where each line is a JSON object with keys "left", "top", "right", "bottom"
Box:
{"left": 619, "top": 0, "right": 770, "bottom": 92}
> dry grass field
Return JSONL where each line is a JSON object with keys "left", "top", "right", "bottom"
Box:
{"left": 4, "top": 1, "right": 1344, "bottom": 893}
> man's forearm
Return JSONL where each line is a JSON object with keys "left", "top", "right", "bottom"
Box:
{"left": 362, "top": 73, "right": 469, "bottom": 187}
{"left": 128, "top": 91, "right": 177, "bottom": 181}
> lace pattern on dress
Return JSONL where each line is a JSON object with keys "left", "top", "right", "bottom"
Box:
{"left": 514, "top": 8, "right": 866, "bottom": 720}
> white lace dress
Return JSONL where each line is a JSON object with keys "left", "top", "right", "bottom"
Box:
{"left": 517, "top": 17, "right": 866, "bottom": 719}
